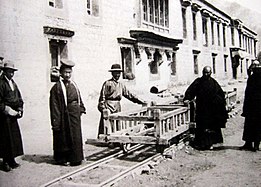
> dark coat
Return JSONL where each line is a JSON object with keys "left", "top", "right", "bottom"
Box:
{"left": 242, "top": 70, "right": 261, "bottom": 142}
{"left": 0, "top": 76, "right": 24, "bottom": 158}
{"left": 49, "top": 80, "right": 86, "bottom": 163}
{"left": 184, "top": 77, "right": 228, "bottom": 129}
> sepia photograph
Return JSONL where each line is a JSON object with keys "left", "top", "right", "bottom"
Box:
{"left": 0, "top": 0, "right": 261, "bottom": 186}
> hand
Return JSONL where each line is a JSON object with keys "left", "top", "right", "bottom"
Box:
{"left": 4, "top": 106, "right": 19, "bottom": 116}
{"left": 183, "top": 100, "right": 190, "bottom": 105}
{"left": 141, "top": 101, "right": 148, "bottom": 107}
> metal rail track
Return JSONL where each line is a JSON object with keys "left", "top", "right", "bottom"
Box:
{"left": 41, "top": 143, "right": 185, "bottom": 187}
{"left": 41, "top": 133, "right": 189, "bottom": 187}
{"left": 40, "top": 144, "right": 144, "bottom": 187}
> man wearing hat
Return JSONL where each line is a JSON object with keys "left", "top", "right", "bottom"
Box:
{"left": 49, "top": 59, "right": 86, "bottom": 166}
{"left": 0, "top": 60, "right": 24, "bottom": 172}
{"left": 241, "top": 61, "right": 261, "bottom": 151}
{"left": 97, "top": 63, "right": 147, "bottom": 136}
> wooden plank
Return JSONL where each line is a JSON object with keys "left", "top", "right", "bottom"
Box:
{"left": 157, "top": 125, "right": 189, "bottom": 144}
{"left": 109, "top": 115, "right": 153, "bottom": 121}
{"left": 98, "top": 134, "right": 158, "bottom": 144}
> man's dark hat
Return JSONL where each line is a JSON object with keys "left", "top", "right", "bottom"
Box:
{"left": 60, "top": 59, "right": 75, "bottom": 67}
{"left": 2, "top": 60, "right": 18, "bottom": 71}
{"left": 108, "top": 64, "right": 123, "bottom": 72}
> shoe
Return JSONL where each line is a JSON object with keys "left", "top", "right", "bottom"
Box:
{"left": 239, "top": 145, "right": 256, "bottom": 152}
{"left": 9, "top": 162, "right": 20, "bottom": 169}
{"left": 254, "top": 142, "right": 260, "bottom": 151}
{"left": 70, "top": 161, "right": 81, "bottom": 166}
{"left": 3, "top": 163, "right": 11, "bottom": 172}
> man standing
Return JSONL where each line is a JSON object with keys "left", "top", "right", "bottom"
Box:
{"left": 49, "top": 59, "right": 86, "bottom": 166}
{"left": 183, "top": 66, "right": 228, "bottom": 150}
{"left": 0, "top": 60, "right": 24, "bottom": 172}
{"left": 97, "top": 64, "right": 146, "bottom": 136}
{"left": 241, "top": 62, "right": 261, "bottom": 151}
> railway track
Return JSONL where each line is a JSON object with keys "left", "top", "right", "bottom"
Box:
{"left": 40, "top": 139, "right": 187, "bottom": 187}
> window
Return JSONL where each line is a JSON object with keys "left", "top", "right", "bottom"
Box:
{"left": 217, "top": 23, "right": 221, "bottom": 46}
{"left": 224, "top": 55, "right": 228, "bottom": 73}
{"left": 239, "top": 33, "right": 242, "bottom": 47}
{"left": 246, "top": 59, "right": 249, "bottom": 73}
{"left": 231, "top": 27, "right": 235, "bottom": 46}
{"left": 211, "top": 20, "right": 214, "bottom": 45}
{"left": 149, "top": 50, "right": 162, "bottom": 77}
{"left": 121, "top": 47, "right": 135, "bottom": 80}
{"left": 193, "top": 50, "right": 200, "bottom": 75}
{"left": 142, "top": 0, "right": 169, "bottom": 31}
{"left": 212, "top": 54, "right": 217, "bottom": 74}
{"left": 192, "top": 12, "right": 197, "bottom": 40}
{"left": 48, "top": 0, "right": 63, "bottom": 9}
{"left": 182, "top": 8, "right": 187, "bottom": 38}
{"left": 49, "top": 39, "right": 68, "bottom": 82}
{"left": 171, "top": 52, "right": 176, "bottom": 76}
{"left": 193, "top": 54, "right": 198, "bottom": 75}
{"left": 223, "top": 25, "right": 226, "bottom": 47}
{"left": 202, "top": 17, "right": 208, "bottom": 46}
{"left": 87, "top": 0, "right": 99, "bottom": 17}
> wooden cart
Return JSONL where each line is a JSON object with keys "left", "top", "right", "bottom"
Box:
{"left": 95, "top": 104, "right": 191, "bottom": 153}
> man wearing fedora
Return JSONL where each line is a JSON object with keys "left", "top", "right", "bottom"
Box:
{"left": 0, "top": 60, "right": 24, "bottom": 172}
{"left": 97, "top": 63, "right": 147, "bottom": 136}
{"left": 49, "top": 59, "right": 86, "bottom": 166}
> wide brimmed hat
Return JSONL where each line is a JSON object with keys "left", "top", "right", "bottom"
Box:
{"left": 2, "top": 60, "right": 18, "bottom": 71}
{"left": 108, "top": 64, "right": 123, "bottom": 72}
{"left": 60, "top": 59, "right": 75, "bottom": 67}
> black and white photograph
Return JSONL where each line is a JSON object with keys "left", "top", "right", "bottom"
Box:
{"left": 0, "top": 0, "right": 261, "bottom": 186}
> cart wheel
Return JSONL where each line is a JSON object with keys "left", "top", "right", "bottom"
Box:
{"left": 120, "top": 143, "right": 131, "bottom": 153}
{"left": 156, "top": 145, "right": 166, "bottom": 153}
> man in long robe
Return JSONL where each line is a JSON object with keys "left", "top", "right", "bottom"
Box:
{"left": 97, "top": 64, "right": 146, "bottom": 136}
{"left": 241, "top": 63, "right": 261, "bottom": 151}
{"left": 49, "top": 59, "right": 86, "bottom": 166}
{"left": 184, "top": 66, "right": 228, "bottom": 150}
{"left": 0, "top": 60, "right": 24, "bottom": 172}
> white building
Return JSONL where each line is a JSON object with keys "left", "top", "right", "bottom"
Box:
{"left": 0, "top": 0, "right": 258, "bottom": 137}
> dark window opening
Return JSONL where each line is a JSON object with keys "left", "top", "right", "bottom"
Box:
{"left": 171, "top": 52, "right": 176, "bottom": 76}
{"left": 121, "top": 47, "right": 135, "bottom": 80}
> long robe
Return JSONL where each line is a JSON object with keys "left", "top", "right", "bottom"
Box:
{"left": 242, "top": 71, "right": 261, "bottom": 142}
{"left": 184, "top": 76, "right": 228, "bottom": 149}
{"left": 49, "top": 80, "right": 85, "bottom": 163}
{"left": 97, "top": 78, "right": 144, "bottom": 135}
{"left": 0, "top": 76, "right": 24, "bottom": 159}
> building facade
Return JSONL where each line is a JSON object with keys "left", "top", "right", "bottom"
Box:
{"left": 0, "top": 0, "right": 258, "bottom": 135}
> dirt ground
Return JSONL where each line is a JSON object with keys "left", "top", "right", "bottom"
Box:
{"left": 0, "top": 80, "right": 261, "bottom": 187}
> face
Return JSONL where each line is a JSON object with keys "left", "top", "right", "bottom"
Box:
{"left": 112, "top": 71, "right": 121, "bottom": 81}
{"left": 4, "top": 69, "right": 15, "bottom": 80}
{"left": 202, "top": 66, "right": 212, "bottom": 79}
{"left": 60, "top": 67, "right": 72, "bottom": 81}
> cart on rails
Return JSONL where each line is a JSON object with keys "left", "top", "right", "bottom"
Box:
{"left": 87, "top": 104, "right": 191, "bottom": 153}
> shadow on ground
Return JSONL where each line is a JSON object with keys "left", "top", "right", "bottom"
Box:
{"left": 22, "top": 154, "right": 55, "bottom": 164}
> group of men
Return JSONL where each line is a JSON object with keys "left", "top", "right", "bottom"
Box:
{"left": 1, "top": 55, "right": 260, "bottom": 172}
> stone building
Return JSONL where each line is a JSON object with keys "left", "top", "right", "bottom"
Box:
{"left": 0, "top": 0, "right": 258, "bottom": 137}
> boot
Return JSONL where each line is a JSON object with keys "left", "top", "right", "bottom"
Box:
{"left": 3, "top": 162, "right": 11, "bottom": 172}
{"left": 254, "top": 141, "right": 260, "bottom": 151}
{"left": 239, "top": 141, "right": 255, "bottom": 152}
{"left": 8, "top": 158, "right": 20, "bottom": 169}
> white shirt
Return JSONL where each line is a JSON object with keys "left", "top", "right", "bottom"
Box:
{"left": 5, "top": 76, "right": 14, "bottom": 91}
